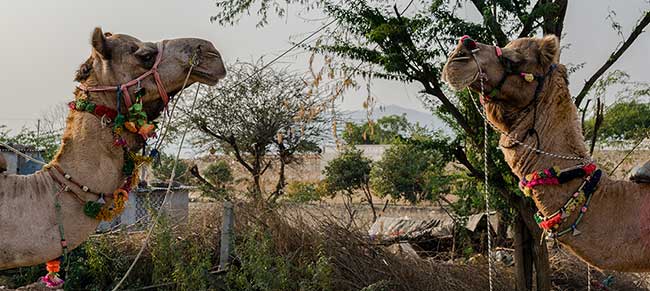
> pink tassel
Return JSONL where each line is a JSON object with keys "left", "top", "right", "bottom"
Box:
{"left": 41, "top": 273, "right": 64, "bottom": 289}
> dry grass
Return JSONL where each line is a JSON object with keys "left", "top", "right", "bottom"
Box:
{"left": 5, "top": 201, "right": 648, "bottom": 290}
{"left": 210, "top": 202, "right": 515, "bottom": 291}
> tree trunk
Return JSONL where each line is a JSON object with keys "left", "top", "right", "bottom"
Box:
{"left": 343, "top": 191, "right": 357, "bottom": 228}
{"left": 363, "top": 184, "right": 377, "bottom": 222}
{"left": 514, "top": 215, "right": 533, "bottom": 291}
{"left": 533, "top": 237, "right": 551, "bottom": 291}
{"left": 252, "top": 173, "right": 263, "bottom": 197}
{"left": 513, "top": 213, "right": 551, "bottom": 291}
{"left": 270, "top": 154, "right": 287, "bottom": 202}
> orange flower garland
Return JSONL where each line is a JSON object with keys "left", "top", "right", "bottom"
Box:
{"left": 95, "top": 189, "right": 129, "bottom": 221}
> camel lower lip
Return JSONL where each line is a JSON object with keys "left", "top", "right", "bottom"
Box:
{"left": 192, "top": 70, "right": 223, "bottom": 85}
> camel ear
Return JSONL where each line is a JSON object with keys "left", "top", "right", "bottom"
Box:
{"left": 91, "top": 27, "right": 111, "bottom": 59}
{"left": 539, "top": 35, "right": 559, "bottom": 67}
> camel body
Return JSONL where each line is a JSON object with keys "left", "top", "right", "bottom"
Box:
{"left": 498, "top": 71, "right": 650, "bottom": 271}
{"left": 0, "top": 113, "right": 118, "bottom": 269}
{"left": 0, "top": 28, "right": 225, "bottom": 270}
{"left": 442, "top": 35, "right": 650, "bottom": 272}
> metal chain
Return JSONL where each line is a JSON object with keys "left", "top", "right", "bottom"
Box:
{"left": 587, "top": 263, "right": 591, "bottom": 291}
{"left": 478, "top": 76, "right": 495, "bottom": 291}
{"left": 467, "top": 89, "right": 589, "bottom": 162}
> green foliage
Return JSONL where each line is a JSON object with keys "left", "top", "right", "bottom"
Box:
{"left": 226, "top": 227, "right": 332, "bottom": 291}
{"left": 205, "top": 160, "right": 234, "bottom": 186}
{"left": 64, "top": 235, "right": 151, "bottom": 291}
{"left": 63, "top": 214, "right": 212, "bottom": 290}
{"left": 342, "top": 114, "right": 421, "bottom": 145}
{"left": 151, "top": 214, "right": 212, "bottom": 290}
{"left": 585, "top": 101, "right": 650, "bottom": 142}
{"left": 152, "top": 152, "right": 192, "bottom": 185}
{"left": 323, "top": 147, "right": 372, "bottom": 194}
{"left": 370, "top": 133, "right": 453, "bottom": 204}
{"left": 284, "top": 181, "right": 327, "bottom": 203}
{"left": 200, "top": 160, "right": 235, "bottom": 198}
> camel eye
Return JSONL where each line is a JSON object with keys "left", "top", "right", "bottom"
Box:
{"left": 134, "top": 49, "right": 156, "bottom": 68}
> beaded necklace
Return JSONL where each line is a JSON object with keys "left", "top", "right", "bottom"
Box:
{"left": 520, "top": 163, "right": 602, "bottom": 239}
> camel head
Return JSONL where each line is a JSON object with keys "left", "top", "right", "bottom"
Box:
{"left": 75, "top": 27, "right": 226, "bottom": 119}
{"left": 442, "top": 35, "right": 562, "bottom": 128}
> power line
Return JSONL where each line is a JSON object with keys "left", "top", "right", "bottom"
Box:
{"left": 206, "top": 18, "right": 337, "bottom": 103}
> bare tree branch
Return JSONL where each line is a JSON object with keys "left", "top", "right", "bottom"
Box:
{"left": 589, "top": 98, "right": 604, "bottom": 155}
{"left": 470, "top": 0, "right": 510, "bottom": 46}
{"left": 518, "top": 0, "right": 544, "bottom": 38}
{"left": 575, "top": 11, "right": 650, "bottom": 107}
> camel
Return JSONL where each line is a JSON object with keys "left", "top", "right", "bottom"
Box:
{"left": 442, "top": 35, "right": 650, "bottom": 272}
{"left": 0, "top": 27, "right": 226, "bottom": 270}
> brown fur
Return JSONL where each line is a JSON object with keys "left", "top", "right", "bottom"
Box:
{"left": 0, "top": 27, "right": 226, "bottom": 270}
{"left": 443, "top": 35, "right": 650, "bottom": 272}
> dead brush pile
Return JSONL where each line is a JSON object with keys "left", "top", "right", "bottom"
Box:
{"left": 231, "top": 202, "right": 514, "bottom": 291}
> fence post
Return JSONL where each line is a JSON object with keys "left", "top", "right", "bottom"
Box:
{"left": 219, "top": 201, "right": 234, "bottom": 270}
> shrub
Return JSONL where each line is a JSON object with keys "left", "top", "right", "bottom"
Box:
{"left": 370, "top": 136, "right": 452, "bottom": 204}
{"left": 323, "top": 147, "right": 377, "bottom": 221}
{"left": 284, "top": 181, "right": 326, "bottom": 203}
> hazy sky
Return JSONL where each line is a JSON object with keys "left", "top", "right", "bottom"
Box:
{"left": 0, "top": 0, "right": 648, "bottom": 132}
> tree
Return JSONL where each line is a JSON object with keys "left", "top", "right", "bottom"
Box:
{"left": 342, "top": 114, "right": 417, "bottom": 145}
{"left": 190, "top": 61, "right": 327, "bottom": 200}
{"left": 585, "top": 101, "right": 650, "bottom": 143}
{"left": 210, "top": 1, "right": 650, "bottom": 290}
{"left": 323, "top": 147, "right": 376, "bottom": 222}
{"left": 370, "top": 134, "right": 453, "bottom": 205}
{"left": 199, "top": 160, "right": 235, "bottom": 199}
{"left": 151, "top": 153, "right": 192, "bottom": 185}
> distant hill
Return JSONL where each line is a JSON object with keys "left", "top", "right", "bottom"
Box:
{"left": 342, "top": 105, "right": 452, "bottom": 134}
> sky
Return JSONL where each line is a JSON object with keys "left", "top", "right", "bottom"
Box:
{"left": 0, "top": 0, "right": 648, "bottom": 133}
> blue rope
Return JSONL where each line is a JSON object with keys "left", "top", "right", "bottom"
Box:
{"left": 116, "top": 85, "right": 122, "bottom": 112}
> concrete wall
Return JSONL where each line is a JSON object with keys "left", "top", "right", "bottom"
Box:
{"left": 0, "top": 152, "right": 44, "bottom": 175}
{"left": 0, "top": 153, "right": 18, "bottom": 174}
{"left": 97, "top": 187, "right": 190, "bottom": 232}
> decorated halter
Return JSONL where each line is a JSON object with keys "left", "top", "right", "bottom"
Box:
{"left": 459, "top": 35, "right": 557, "bottom": 104}
{"left": 77, "top": 41, "right": 170, "bottom": 110}
{"left": 459, "top": 35, "right": 569, "bottom": 157}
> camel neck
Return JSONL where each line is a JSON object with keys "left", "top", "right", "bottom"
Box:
{"left": 50, "top": 109, "right": 138, "bottom": 198}
{"left": 496, "top": 71, "right": 593, "bottom": 214}
{"left": 499, "top": 76, "right": 590, "bottom": 178}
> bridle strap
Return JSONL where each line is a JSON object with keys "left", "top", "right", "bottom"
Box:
{"left": 77, "top": 41, "right": 169, "bottom": 109}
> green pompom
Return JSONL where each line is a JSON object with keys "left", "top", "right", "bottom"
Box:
{"left": 76, "top": 100, "right": 88, "bottom": 111}
{"left": 114, "top": 114, "right": 126, "bottom": 128}
{"left": 83, "top": 201, "right": 103, "bottom": 218}
{"left": 123, "top": 158, "right": 135, "bottom": 176}
{"left": 86, "top": 103, "right": 96, "bottom": 113}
